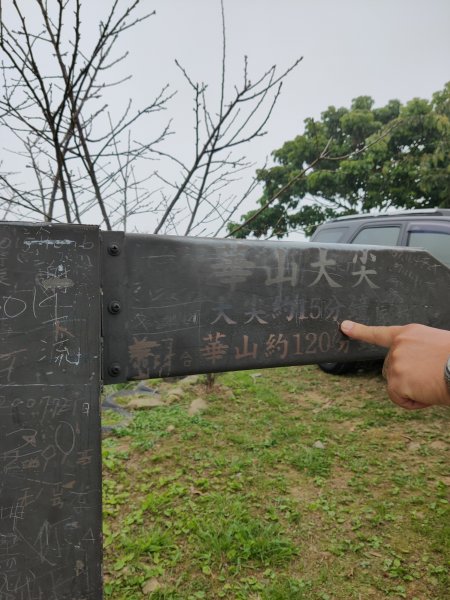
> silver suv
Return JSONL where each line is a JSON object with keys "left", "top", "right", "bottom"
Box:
{"left": 310, "top": 208, "right": 450, "bottom": 374}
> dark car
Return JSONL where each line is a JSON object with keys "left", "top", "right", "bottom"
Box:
{"left": 310, "top": 208, "right": 450, "bottom": 374}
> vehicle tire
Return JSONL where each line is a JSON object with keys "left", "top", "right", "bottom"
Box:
{"left": 318, "top": 362, "right": 355, "bottom": 375}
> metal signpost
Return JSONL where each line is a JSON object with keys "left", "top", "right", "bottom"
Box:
{"left": 1, "top": 222, "right": 449, "bottom": 599}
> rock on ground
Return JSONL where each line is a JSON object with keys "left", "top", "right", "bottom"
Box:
{"left": 142, "top": 578, "right": 161, "bottom": 594}
{"left": 188, "top": 398, "right": 208, "bottom": 416}
{"left": 127, "top": 397, "right": 164, "bottom": 410}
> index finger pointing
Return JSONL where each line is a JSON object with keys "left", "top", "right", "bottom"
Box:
{"left": 340, "top": 320, "right": 403, "bottom": 348}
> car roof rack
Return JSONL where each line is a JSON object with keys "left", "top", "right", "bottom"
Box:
{"left": 330, "top": 208, "right": 450, "bottom": 222}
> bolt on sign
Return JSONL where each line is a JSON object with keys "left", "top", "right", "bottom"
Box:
{"left": 1, "top": 222, "right": 449, "bottom": 599}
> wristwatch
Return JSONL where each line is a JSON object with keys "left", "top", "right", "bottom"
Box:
{"left": 445, "top": 356, "right": 450, "bottom": 393}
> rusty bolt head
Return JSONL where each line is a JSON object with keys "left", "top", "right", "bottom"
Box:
{"left": 108, "top": 243, "right": 120, "bottom": 256}
{"left": 108, "top": 363, "right": 121, "bottom": 377}
{"left": 108, "top": 300, "right": 121, "bottom": 314}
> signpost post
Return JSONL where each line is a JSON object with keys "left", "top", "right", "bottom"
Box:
{"left": 0, "top": 223, "right": 102, "bottom": 599}
{"left": 2, "top": 222, "right": 449, "bottom": 599}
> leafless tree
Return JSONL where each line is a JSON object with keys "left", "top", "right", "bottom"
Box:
{"left": 0, "top": 0, "right": 300, "bottom": 233}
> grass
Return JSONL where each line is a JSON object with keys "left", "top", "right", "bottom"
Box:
{"left": 102, "top": 365, "right": 450, "bottom": 599}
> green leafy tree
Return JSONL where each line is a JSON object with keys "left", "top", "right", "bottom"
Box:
{"left": 229, "top": 83, "right": 450, "bottom": 238}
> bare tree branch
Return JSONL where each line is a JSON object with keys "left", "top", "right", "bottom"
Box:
{"left": 0, "top": 0, "right": 300, "bottom": 236}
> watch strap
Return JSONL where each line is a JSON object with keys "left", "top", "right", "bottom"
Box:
{"left": 445, "top": 356, "right": 450, "bottom": 393}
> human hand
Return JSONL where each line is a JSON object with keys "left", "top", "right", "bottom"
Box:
{"left": 340, "top": 321, "right": 450, "bottom": 410}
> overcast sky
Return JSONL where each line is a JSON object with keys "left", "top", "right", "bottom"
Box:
{"left": 2, "top": 0, "right": 449, "bottom": 235}
{"left": 143, "top": 0, "right": 449, "bottom": 146}
{"left": 118, "top": 0, "right": 450, "bottom": 233}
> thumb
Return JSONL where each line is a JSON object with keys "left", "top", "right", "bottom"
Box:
{"left": 340, "top": 320, "right": 403, "bottom": 348}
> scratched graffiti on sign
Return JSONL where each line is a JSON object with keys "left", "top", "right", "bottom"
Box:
{"left": 0, "top": 223, "right": 102, "bottom": 599}
{"left": 0, "top": 227, "right": 98, "bottom": 386}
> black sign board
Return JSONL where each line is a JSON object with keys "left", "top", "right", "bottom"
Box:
{"left": 102, "top": 232, "right": 450, "bottom": 383}
{"left": 1, "top": 222, "right": 449, "bottom": 598}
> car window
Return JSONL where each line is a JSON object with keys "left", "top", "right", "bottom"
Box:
{"left": 312, "top": 227, "right": 348, "bottom": 243}
{"left": 407, "top": 230, "right": 450, "bottom": 267}
{"left": 351, "top": 226, "right": 401, "bottom": 246}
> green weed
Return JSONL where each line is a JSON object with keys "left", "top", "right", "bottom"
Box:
{"left": 102, "top": 366, "right": 450, "bottom": 599}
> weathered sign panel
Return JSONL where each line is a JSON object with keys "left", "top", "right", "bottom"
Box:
{"left": 2, "top": 222, "right": 450, "bottom": 599}
{"left": 0, "top": 223, "right": 102, "bottom": 599}
{"left": 102, "top": 232, "right": 450, "bottom": 383}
